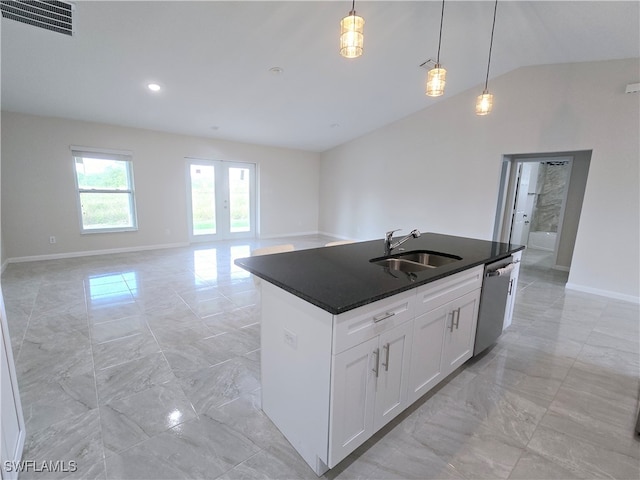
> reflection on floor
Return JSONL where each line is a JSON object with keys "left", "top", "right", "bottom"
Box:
{"left": 2, "top": 237, "right": 638, "bottom": 479}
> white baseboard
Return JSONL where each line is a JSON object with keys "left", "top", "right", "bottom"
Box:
{"left": 565, "top": 282, "right": 639, "bottom": 304}
{"left": 6, "top": 242, "right": 190, "bottom": 265}
{"left": 316, "top": 230, "right": 365, "bottom": 241}
{"left": 259, "top": 230, "right": 320, "bottom": 239}
{"left": 552, "top": 265, "right": 570, "bottom": 272}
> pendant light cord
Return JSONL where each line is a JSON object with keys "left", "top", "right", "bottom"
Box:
{"left": 484, "top": 0, "right": 498, "bottom": 91}
{"left": 351, "top": 0, "right": 356, "bottom": 15}
{"left": 436, "top": 0, "right": 445, "bottom": 64}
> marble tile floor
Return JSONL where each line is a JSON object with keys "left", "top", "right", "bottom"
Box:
{"left": 2, "top": 237, "right": 639, "bottom": 480}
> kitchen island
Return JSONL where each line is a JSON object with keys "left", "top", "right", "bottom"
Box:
{"left": 235, "top": 233, "right": 524, "bottom": 475}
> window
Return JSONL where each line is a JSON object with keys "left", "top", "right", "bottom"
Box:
{"left": 72, "top": 148, "right": 138, "bottom": 233}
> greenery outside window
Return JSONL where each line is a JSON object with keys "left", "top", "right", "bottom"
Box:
{"left": 72, "top": 147, "right": 138, "bottom": 233}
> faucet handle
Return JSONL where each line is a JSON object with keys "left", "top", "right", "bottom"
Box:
{"left": 385, "top": 229, "right": 401, "bottom": 240}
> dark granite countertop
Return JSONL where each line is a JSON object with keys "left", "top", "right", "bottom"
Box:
{"left": 234, "top": 233, "right": 525, "bottom": 315}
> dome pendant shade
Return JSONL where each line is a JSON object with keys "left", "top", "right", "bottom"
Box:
{"left": 340, "top": 10, "right": 364, "bottom": 58}
{"left": 426, "top": 65, "right": 447, "bottom": 97}
{"left": 475, "top": 91, "right": 494, "bottom": 115}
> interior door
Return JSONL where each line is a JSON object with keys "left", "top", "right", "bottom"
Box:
{"left": 514, "top": 163, "right": 535, "bottom": 245}
{"left": 187, "top": 159, "right": 256, "bottom": 242}
{"left": 510, "top": 163, "right": 527, "bottom": 245}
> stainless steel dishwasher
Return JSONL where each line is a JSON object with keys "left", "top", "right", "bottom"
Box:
{"left": 474, "top": 255, "right": 516, "bottom": 356}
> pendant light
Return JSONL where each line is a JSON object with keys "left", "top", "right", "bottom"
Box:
{"left": 426, "top": 0, "right": 447, "bottom": 97}
{"left": 340, "top": 0, "right": 364, "bottom": 59}
{"left": 476, "top": 0, "right": 498, "bottom": 115}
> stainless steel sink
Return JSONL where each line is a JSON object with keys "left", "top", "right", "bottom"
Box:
{"left": 371, "top": 250, "right": 462, "bottom": 273}
{"left": 372, "top": 258, "right": 434, "bottom": 272}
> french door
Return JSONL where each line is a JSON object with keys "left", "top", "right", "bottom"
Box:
{"left": 187, "top": 158, "right": 256, "bottom": 242}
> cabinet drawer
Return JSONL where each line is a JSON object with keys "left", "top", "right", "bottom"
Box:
{"left": 415, "top": 266, "right": 483, "bottom": 316}
{"left": 333, "top": 291, "right": 414, "bottom": 354}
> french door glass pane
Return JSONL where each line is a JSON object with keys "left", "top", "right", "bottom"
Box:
{"left": 229, "top": 167, "right": 251, "bottom": 233}
{"left": 190, "top": 164, "right": 216, "bottom": 236}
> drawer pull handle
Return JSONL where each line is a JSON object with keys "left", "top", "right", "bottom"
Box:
{"left": 453, "top": 308, "right": 460, "bottom": 330}
{"left": 373, "top": 311, "right": 395, "bottom": 323}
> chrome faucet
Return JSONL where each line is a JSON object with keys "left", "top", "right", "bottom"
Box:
{"left": 384, "top": 229, "right": 421, "bottom": 255}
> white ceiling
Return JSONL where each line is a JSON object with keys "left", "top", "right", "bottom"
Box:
{"left": 2, "top": 1, "right": 638, "bottom": 152}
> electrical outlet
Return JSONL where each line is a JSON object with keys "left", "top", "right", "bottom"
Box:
{"left": 283, "top": 328, "right": 297, "bottom": 349}
{"left": 49, "top": 236, "right": 56, "bottom": 244}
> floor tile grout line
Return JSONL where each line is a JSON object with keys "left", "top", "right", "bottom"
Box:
{"left": 82, "top": 278, "right": 110, "bottom": 478}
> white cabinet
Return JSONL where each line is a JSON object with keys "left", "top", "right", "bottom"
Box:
{"left": 407, "top": 305, "right": 447, "bottom": 404}
{"left": 329, "top": 319, "right": 412, "bottom": 465}
{"left": 441, "top": 290, "right": 481, "bottom": 375}
{"left": 503, "top": 250, "right": 522, "bottom": 330}
{"left": 329, "top": 292, "right": 414, "bottom": 466}
{"left": 1, "top": 294, "right": 26, "bottom": 480}
{"left": 374, "top": 320, "right": 412, "bottom": 430}
{"left": 409, "top": 267, "right": 482, "bottom": 403}
{"left": 329, "top": 337, "right": 377, "bottom": 464}
{"left": 260, "top": 265, "right": 484, "bottom": 476}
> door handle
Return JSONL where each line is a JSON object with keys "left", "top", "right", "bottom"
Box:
{"left": 381, "top": 343, "right": 390, "bottom": 372}
{"left": 450, "top": 308, "right": 460, "bottom": 332}
{"left": 372, "top": 348, "right": 380, "bottom": 377}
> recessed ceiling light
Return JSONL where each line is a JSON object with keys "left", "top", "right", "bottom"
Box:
{"left": 147, "top": 83, "right": 161, "bottom": 92}
{"left": 268, "top": 67, "right": 284, "bottom": 75}
{"left": 330, "top": 123, "right": 340, "bottom": 128}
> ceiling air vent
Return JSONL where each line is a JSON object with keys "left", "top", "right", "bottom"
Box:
{"left": 1, "top": 0, "right": 74, "bottom": 36}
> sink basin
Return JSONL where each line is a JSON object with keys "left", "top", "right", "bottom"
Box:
{"left": 372, "top": 258, "right": 434, "bottom": 273}
{"left": 371, "top": 250, "right": 462, "bottom": 273}
{"left": 392, "top": 251, "right": 461, "bottom": 268}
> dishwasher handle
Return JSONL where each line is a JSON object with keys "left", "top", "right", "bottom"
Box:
{"left": 486, "top": 262, "right": 516, "bottom": 277}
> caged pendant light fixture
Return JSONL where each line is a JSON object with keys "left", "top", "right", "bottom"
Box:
{"left": 476, "top": 0, "right": 498, "bottom": 115}
{"left": 426, "top": 0, "right": 447, "bottom": 97}
{"left": 340, "top": 0, "right": 364, "bottom": 58}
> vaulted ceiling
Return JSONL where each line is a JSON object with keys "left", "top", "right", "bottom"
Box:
{"left": 2, "top": 1, "right": 638, "bottom": 152}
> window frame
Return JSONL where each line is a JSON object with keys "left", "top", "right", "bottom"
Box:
{"left": 71, "top": 146, "right": 138, "bottom": 234}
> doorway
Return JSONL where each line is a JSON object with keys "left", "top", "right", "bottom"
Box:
{"left": 494, "top": 151, "right": 591, "bottom": 272}
{"left": 186, "top": 158, "right": 256, "bottom": 242}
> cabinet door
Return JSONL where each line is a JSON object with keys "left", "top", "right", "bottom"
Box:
{"left": 373, "top": 321, "right": 413, "bottom": 432}
{"left": 442, "top": 289, "right": 481, "bottom": 376}
{"left": 329, "top": 336, "right": 378, "bottom": 467}
{"left": 503, "top": 255, "right": 521, "bottom": 331}
{"left": 407, "top": 304, "right": 448, "bottom": 404}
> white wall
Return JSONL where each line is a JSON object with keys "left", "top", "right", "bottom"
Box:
{"left": 1, "top": 112, "right": 320, "bottom": 261}
{"left": 319, "top": 59, "right": 640, "bottom": 302}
